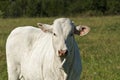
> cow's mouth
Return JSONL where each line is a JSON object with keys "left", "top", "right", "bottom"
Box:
{"left": 59, "top": 52, "right": 69, "bottom": 69}
{"left": 59, "top": 58, "right": 66, "bottom": 69}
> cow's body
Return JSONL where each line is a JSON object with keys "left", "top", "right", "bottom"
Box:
{"left": 6, "top": 18, "right": 90, "bottom": 80}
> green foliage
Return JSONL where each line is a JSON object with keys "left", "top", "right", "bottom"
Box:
{"left": 0, "top": 0, "right": 120, "bottom": 17}
{"left": 0, "top": 16, "right": 120, "bottom": 80}
{"left": 0, "top": 10, "right": 4, "bottom": 18}
{"left": 106, "top": 0, "right": 120, "bottom": 15}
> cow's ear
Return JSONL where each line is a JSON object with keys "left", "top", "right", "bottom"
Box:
{"left": 74, "top": 25, "right": 90, "bottom": 36}
{"left": 37, "top": 23, "right": 53, "bottom": 33}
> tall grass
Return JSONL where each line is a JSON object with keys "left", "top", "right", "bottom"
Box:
{"left": 0, "top": 16, "right": 120, "bottom": 80}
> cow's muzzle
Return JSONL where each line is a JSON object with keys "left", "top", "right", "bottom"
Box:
{"left": 58, "top": 50, "right": 68, "bottom": 57}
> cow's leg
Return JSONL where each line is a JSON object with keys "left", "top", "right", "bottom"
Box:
{"left": 7, "top": 60, "right": 20, "bottom": 80}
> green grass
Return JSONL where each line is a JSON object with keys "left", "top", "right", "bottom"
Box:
{"left": 0, "top": 16, "right": 120, "bottom": 80}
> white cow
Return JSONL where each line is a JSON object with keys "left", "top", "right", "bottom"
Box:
{"left": 6, "top": 18, "right": 90, "bottom": 80}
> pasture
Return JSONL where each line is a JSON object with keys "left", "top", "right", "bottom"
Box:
{"left": 0, "top": 16, "right": 120, "bottom": 80}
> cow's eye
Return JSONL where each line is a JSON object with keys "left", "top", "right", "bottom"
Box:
{"left": 53, "top": 33, "right": 56, "bottom": 36}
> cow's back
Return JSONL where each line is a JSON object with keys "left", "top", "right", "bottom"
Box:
{"left": 6, "top": 26, "right": 45, "bottom": 62}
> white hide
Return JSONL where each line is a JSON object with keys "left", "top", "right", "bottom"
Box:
{"left": 6, "top": 18, "right": 89, "bottom": 80}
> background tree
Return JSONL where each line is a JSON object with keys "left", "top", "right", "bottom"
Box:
{"left": 0, "top": 0, "right": 119, "bottom": 18}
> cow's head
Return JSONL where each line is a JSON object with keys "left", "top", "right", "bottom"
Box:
{"left": 37, "top": 18, "right": 90, "bottom": 57}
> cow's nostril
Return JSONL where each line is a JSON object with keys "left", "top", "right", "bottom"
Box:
{"left": 65, "top": 50, "right": 68, "bottom": 56}
{"left": 66, "top": 50, "right": 68, "bottom": 53}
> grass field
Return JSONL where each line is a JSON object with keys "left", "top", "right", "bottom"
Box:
{"left": 0, "top": 16, "right": 120, "bottom": 80}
